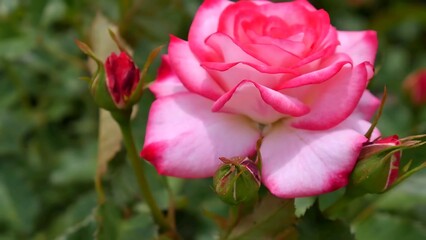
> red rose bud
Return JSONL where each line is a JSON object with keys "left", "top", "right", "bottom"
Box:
{"left": 213, "top": 157, "right": 260, "bottom": 205}
{"left": 347, "top": 135, "right": 425, "bottom": 197}
{"left": 75, "top": 40, "right": 143, "bottom": 112}
{"left": 105, "top": 52, "right": 141, "bottom": 109}
{"left": 403, "top": 69, "right": 426, "bottom": 106}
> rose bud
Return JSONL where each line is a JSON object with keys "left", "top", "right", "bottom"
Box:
{"left": 213, "top": 157, "right": 260, "bottom": 205}
{"left": 403, "top": 69, "right": 426, "bottom": 106}
{"left": 347, "top": 135, "right": 425, "bottom": 197}
{"left": 105, "top": 52, "right": 141, "bottom": 109}
{"left": 76, "top": 40, "right": 144, "bottom": 112}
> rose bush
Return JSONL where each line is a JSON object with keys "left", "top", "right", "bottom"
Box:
{"left": 141, "top": 0, "right": 380, "bottom": 198}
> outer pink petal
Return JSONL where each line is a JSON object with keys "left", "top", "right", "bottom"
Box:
{"left": 340, "top": 114, "right": 381, "bottom": 140}
{"left": 355, "top": 90, "right": 381, "bottom": 120}
{"left": 141, "top": 93, "right": 260, "bottom": 178}
{"left": 212, "top": 80, "right": 310, "bottom": 124}
{"left": 188, "top": 0, "right": 233, "bottom": 60}
{"left": 149, "top": 55, "right": 188, "bottom": 98}
{"left": 336, "top": 30, "right": 378, "bottom": 79}
{"left": 168, "top": 36, "right": 225, "bottom": 100}
{"left": 261, "top": 120, "right": 367, "bottom": 198}
{"left": 294, "top": 0, "right": 317, "bottom": 12}
{"left": 290, "top": 63, "right": 368, "bottom": 130}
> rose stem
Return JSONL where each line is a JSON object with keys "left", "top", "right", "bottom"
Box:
{"left": 117, "top": 114, "right": 173, "bottom": 233}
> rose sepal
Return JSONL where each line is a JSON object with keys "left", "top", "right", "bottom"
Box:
{"left": 126, "top": 45, "right": 163, "bottom": 106}
{"left": 75, "top": 40, "right": 119, "bottom": 111}
{"left": 213, "top": 157, "right": 261, "bottom": 205}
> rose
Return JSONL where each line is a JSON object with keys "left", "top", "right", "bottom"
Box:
{"left": 403, "top": 69, "right": 426, "bottom": 106}
{"left": 141, "top": 0, "right": 379, "bottom": 198}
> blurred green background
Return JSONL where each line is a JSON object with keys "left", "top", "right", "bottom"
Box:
{"left": 0, "top": 0, "right": 425, "bottom": 239}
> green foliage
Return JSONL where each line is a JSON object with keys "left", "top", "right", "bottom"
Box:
{"left": 228, "top": 195, "right": 296, "bottom": 239}
{"left": 297, "top": 202, "right": 355, "bottom": 240}
{"left": 0, "top": 0, "right": 425, "bottom": 239}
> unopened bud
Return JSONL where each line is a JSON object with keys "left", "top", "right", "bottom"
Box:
{"left": 347, "top": 136, "right": 400, "bottom": 196}
{"left": 105, "top": 52, "right": 141, "bottom": 109}
{"left": 76, "top": 40, "right": 142, "bottom": 112}
{"left": 347, "top": 135, "right": 425, "bottom": 197}
{"left": 403, "top": 69, "right": 426, "bottom": 106}
{"left": 213, "top": 157, "right": 260, "bottom": 205}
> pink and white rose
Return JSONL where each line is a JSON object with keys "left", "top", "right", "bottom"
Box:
{"left": 141, "top": 0, "right": 380, "bottom": 198}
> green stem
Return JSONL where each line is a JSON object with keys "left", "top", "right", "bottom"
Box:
{"left": 221, "top": 206, "right": 240, "bottom": 240}
{"left": 323, "top": 194, "right": 353, "bottom": 218}
{"left": 118, "top": 116, "right": 172, "bottom": 232}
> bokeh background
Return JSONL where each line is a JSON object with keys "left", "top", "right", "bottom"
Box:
{"left": 0, "top": 0, "right": 425, "bottom": 239}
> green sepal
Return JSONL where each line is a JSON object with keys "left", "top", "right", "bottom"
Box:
{"left": 213, "top": 159, "right": 260, "bottom": 205}
{"left": 347, "top": 136, "right": 426, "bottom": 197}
{"left": 90, "top": 69, "right": 120, "bottom": 111}
{"left": 365, "top": 87, "right": 387, "bottom": 140}
{"left": 346, "top": 150, "right": 397, "bottom": 197}
{"left": 127, "top": 45, "right": 163, "bottom": 106}
{"left": 76, "top": 39, "right": 118, "bottom": 111}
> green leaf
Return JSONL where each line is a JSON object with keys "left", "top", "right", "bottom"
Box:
{"left": 228, "top": 194, "right": 296, "bottom": 239}
{"left": 118, "top": 212, "right": 158, "bottom": 240}
{"left": 44, "top": 193, "right": 97, "bottom": 240}
{"left": 295, "top": 197, "right": 316, "bottom": 217}
{"left": 355, "top": 213, "right": 426, "bottom": 240}
{"left": 94, "top": 202, "right": 121, "bottom": 240}
{"left": 50, "top": 146, "right": 97, "bottom": 186}
{"left": 0, "top": 168, "right": 39, "bottom": 235}
{"left": 297, "top": 202, "right": 354, "bottom": 240}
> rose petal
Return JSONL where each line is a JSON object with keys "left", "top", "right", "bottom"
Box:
{"left": 168, "top": 36, "right": 225, "bottom": 100}
{"left": 261, "top": 120, "right": 367, "bottom": 198}
{"left": 212, "top": 80, "right": 310, "bottom": 124}
{"left": 289, "top": 63, "right": 369, "bottom": 130}
{"left": 340, "top": 114, "right": 381, "bottom": 140}
{"left": 293, "top": 0, "right": 317, "bottom": 12}
{"left": 141, "top": 93, "right": 260, "bottom": 178}
{"left": 188, "top": 0, "right": 233, "bottom": 60}
{"left": 149, "top": 55, "right": 188, "bottom": 98}
{"left": 218, "top": 0, "right": 259, "bottom": 40}
{"left": 279, "top": 53, "right": 351, "bottom": 88}
{"left": 205, "top": 32, "right": 265, "bottom": 65}
{"left": 202, "top": 61, "right": 294, "bottom": 91}
{"left": 242, "top": 43, "right": 302, "bottom": 68}
{"left": 355, "top": 90, "right": 381, "bottom": 120}
{"left": 336, "top": 30, "right": 378, "bottom": 79}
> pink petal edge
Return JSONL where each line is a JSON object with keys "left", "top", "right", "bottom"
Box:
{"left": 168, "top": 36, "right": 225, "bottom": 100}
{"left": 212, "top": 80, "right": 310, "bottom": 124}
{"left": 290, "top": 62, "right": 369, "bottom": 130}
{"left": 149, "top": 55, "right": 188, "bottom": 98}
{"left": 141, "top": 92, "right": 260, "bottom": 178}
{"left": 261, "top": 119, "right": 367, "bottom": 198}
